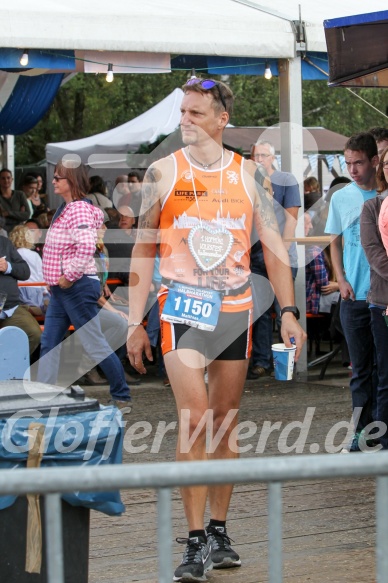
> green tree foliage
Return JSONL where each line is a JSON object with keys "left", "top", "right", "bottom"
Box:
{"left": 302, "top": 81, "right": 388, "bottom": 136}
{"left": 15, "top": 70, "right": 388, "bottom": 166}
{"left": 15, "top": 71, "right": 188, "bottom": 164}
{"left": 228, "top": 75, "right": 280, "bottom": 126}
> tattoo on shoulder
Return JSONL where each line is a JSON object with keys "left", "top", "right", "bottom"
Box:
{"left": 142, "top": 167, "right": 160, "bottom": 205}
{"left": 254, "top": 184, "right": 279, "bottom": 233}
{"left": 137, "top": 166, "right": 161, "bottom": 231}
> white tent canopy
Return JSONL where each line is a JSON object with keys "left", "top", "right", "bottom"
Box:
{"left": 4, "top": 0, "right": 387, "bottom": 372}
{"left": 46, "top": 88, "right": 184, "bottom": 167}
{"left": 1, "top": 1, "right": 387, "bottom": 57}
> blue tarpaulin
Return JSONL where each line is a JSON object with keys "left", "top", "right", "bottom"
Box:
{"left": 0, "top": 405, "right": 125, "bottom": 516}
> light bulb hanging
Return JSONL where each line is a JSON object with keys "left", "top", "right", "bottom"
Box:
{"left": 264, "top": 62, "right": 272, "bottom": 80}
{"left": 106, "top": 63, "right": 114, "bottom": 83}
{"left": 20, "top": 50, "right": 29, "bottom": 67}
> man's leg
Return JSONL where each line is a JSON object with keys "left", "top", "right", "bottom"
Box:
{"left": 2, "top": 305, "right": 42, "bottom": 354}
{"left": 370, "top": 308, "right": 388, "bottom": 449}
{"left": 205, "top": 358, "right": 247, "bottom": 569}
{"left": 164, "top": 348, "right": 213, "bottom": 582}
{"left": 250, "top": 272, "right": 274, "bottom": 376}
{"left": 207, "top": 358, "right": 248, "bottom": 517}
{"left": 164, "top": 348, "right": 208, "bottom": 530}
{"left": 251, "top": 309, "right": 273, "bottom": 373}
{"left": 340, "top": 299, "right": 376, "bottom": 444}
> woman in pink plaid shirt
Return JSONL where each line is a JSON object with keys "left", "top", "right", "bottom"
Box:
{"left": 37, "top": 162, "right": 131, "bottom": 405}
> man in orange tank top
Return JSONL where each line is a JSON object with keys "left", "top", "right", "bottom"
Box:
{"left": 127, "top": 78, "right": 306, "bottom": 581}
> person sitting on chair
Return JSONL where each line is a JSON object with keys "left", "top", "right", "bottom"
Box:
{"left": 0, "top": 234, "right": 42, "bottom": 355}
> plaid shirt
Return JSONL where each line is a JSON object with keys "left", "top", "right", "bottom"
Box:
{"left": 42, "top": 201, "right": 104, "bottom": 285}
{"left": 305, "top": 245, "right": 329, "bottom": 314}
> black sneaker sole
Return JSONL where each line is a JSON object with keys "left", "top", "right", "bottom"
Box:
{"left": 173, "top": 561, "right": 213, "bottom": 582}
{"left": 173, "top": 576, "right": 207, "bottom": 582}
{"left": 173, "top": 571, "right": 209, "bottom": 582}
{"left": 213, "top": 558, "right": 241, "bottom": 569}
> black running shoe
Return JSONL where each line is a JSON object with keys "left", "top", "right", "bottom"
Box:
{"left": 173, "top": 536, "right": 212, "bottom": 582}
{"left": 206, "top": 525, "right": 241, "bottom": 569}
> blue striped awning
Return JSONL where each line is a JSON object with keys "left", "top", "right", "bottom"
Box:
{"left": 0, "top": 73, "right": 63, "bottom": 135}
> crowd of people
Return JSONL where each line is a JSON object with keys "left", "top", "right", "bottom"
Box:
{"left": 1, "top": 75, "right": 388, "bottom": 581}
{"left": 0, "top": 165, "right": 146, "bottom": 402}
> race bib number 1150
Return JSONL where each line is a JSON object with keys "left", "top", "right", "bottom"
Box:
{"left": 161, "top": 283, "right": 221, "bottom": 331}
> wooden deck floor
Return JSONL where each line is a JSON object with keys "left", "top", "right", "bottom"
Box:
{"left": 84, "top": 362, "right": 376, "bottom": 583}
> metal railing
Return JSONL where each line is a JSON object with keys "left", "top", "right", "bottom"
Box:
{"left": 1, "top": 452, "right": 388, "bottom": 583}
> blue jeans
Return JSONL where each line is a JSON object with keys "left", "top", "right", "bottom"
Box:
{"left": 340, "top": 299, "right": 377, "bottom": 432}
{"left": 251, "top": 268, "right": 297, "bottom": 369}
{"left": 37, "top": 276, "right": 130, "bottom": 401}
{"left": 145, "top": 300, "right": 167, "bottom": 378}
{"left": 98, "top": 307, "right": 128, "bottom": 361}
{"left": 370, "top": 307, "right": 388, "bottom": 448}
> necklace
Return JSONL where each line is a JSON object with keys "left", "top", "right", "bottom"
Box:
{"left": 188, "top": 148, "right": 223, "bottom": 170}
{"left": 187, "top": 148, "right": 234, "bottom": 272}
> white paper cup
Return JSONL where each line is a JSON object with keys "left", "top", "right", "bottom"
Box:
{"left": 271, "top": 343, "right": 296, "bottom": 381}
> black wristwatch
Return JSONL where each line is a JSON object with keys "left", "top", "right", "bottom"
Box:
{"left": 280, "top": 306, "right": 300, "bottom": 320}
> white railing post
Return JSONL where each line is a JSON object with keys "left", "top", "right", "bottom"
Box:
{"left": 157, "top": 487, "right": 173, "bottom": 582}
{"left": 268, "top": 482, "right": 283, "bottom": 583}
{"left": 45, "top": 493, "right": 64, "bottom": 583}
{"left": 376, "top": 476, "right": 388, "bottom": 583}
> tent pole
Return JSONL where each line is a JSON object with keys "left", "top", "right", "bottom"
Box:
{"left": 4, "top": 135, "right": 15, "bottom": 176}
{"left": 278, "top": 56, "right": 307, "bottom": 376}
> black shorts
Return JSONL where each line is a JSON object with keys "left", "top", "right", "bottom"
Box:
{"left": 160, "top": 308, "right": 252, "bottom": 361}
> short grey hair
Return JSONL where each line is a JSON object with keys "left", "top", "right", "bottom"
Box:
{"left": 254, "top": 140, "right": 275, "bottom": 156}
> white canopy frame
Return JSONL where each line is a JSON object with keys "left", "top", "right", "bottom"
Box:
{"left": 3, "top": 0, "right": 387, "bottom": 371}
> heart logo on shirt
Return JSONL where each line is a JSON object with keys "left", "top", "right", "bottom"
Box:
{"left": 188, "top": 224, "right": 233, "bottom": 272}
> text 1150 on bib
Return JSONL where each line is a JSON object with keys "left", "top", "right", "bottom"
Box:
{"left": 161, "top": 282, "right": 221, "bottom": 331}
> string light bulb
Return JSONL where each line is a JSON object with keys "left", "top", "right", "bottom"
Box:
{"left": 106, "top": 63, "right": 114, "bottom": 83}
{"left": 20, "top": 50, "right": 29, "bottom": 67}
{"left": 264, "top": 62, "right": 272, "bottom": 80}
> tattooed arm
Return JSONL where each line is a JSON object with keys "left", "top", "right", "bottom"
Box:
{"left": 253, "top": 178, "right": 293, "bottom": 299}
{"left": 247, "top": 161, "right": 306, "bottom": 357}
{"left": 127, "top": 160, "right": 170, "bottom": 372}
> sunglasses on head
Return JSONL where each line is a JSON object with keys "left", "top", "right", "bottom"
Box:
{"left": 186, "top": 78, "right": 227, "bottom": 112}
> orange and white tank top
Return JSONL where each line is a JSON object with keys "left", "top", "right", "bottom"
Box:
{"left": 159, "top": 149, "right": 254, "bottom": 312}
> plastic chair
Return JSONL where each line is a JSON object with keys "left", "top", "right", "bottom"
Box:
{"left": 0, "top": 326, "right": 30, "bottom": 380}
